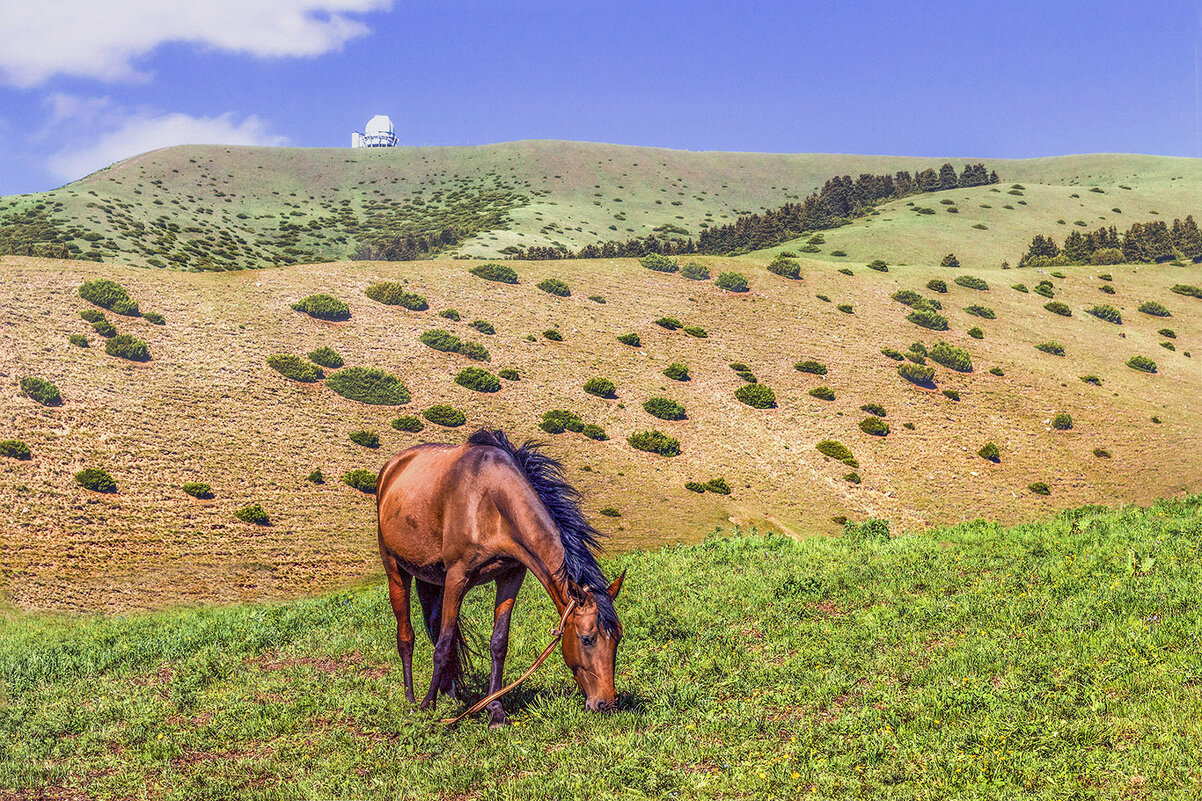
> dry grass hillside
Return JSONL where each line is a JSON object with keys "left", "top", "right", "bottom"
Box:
{"left": 3, "top": 251, "right": 1199, "bottom": 613}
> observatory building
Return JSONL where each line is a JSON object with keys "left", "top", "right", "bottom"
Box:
{"left": 351, "top": 115, "right": 398, "bottom": 148}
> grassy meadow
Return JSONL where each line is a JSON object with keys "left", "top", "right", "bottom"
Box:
{"left": 3, "top": 497, "right": 1201, "bottom": 799}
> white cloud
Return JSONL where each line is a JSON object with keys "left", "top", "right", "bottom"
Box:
{"left": 47, "top": 108, "right": 287, "bottom": 181}
{"left": 0, "top": 0, "right": 392, "bottom": 87}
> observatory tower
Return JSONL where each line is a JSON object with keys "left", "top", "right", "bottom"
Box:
{"left": 351, "top": 115, "right": 398, "bottom": 148}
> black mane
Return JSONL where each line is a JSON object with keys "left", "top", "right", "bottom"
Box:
{"left": 467, "top": 429, "right": 618, "bottom": 634}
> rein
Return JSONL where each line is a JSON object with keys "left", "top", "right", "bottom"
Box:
{"left": 441, "top": 596, "right": 578, "bottom": 726}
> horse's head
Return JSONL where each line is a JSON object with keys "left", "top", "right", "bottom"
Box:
{"left": 561, "top": 571, "right": 625, "bottom": 711}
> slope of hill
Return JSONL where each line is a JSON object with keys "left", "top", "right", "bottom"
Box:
{"left": 3, "top": 248, "right": 1199, "bottom": 612}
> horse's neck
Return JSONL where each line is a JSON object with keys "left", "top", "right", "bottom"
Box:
{"left": 510, "top": 517, "right": 573, "bottom": 613}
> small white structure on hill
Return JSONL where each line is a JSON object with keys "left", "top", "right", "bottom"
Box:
{"left": 351, "top": 115, "right": 398, "bottom": 148}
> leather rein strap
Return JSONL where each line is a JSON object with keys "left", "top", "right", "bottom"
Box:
{"left": 442, "top": 596, "right": 578, "bottom": 726}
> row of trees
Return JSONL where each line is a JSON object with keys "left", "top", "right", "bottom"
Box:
{"left": 1020, "top": 216, "right": 1202, "bottom": 266}
{"left": 350, "top": 227, "right": 466, "bottom": 261}
{"left": 504, "top": 163, "right": 998, "bottom": 260}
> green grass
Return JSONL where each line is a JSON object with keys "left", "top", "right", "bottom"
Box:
{"left": 6, "top": 498, "right": 1199, "bottom": 798}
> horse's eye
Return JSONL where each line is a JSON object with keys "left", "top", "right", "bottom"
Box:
{"left": 580, "top": 634, "right": 596, "bottom": 648}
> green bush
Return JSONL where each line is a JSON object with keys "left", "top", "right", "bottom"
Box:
{"left": 0, "top": 439, "right": 31, "bottom": 460}
{"left": 91, "top": 318, "right": 116, "bottom": 337}
{"left": 182, "top": 482, "right": 213, "bottom": 499}
{"left": 830, "top": 250, "right": 847, "bottom": 257}
{"left": 926, "top": 279, "right": 947, "bottom": 293}
{"left": 364, "top": 282, "right": 427, "bottom": 311}
{"left": 1160, "top": 341, "right": 1176, "bottom": 351}
{"left": 837, "top": 304, "right": 854, "bottom": 314}
{"left": 75, "top": 467, "right": 116, "bottom": 493}
{"left": 498, "top": 368, "right": 519, "bottom": 381}
{"left": 106, "top": 334, "right": 151, "bottom": 362}
{"left": 234, "top": 503, "right": 270, "bottom": 525}
{"left": 588, "top": 295, "right": 606, "bottom": 304}
{"left": 1080, "top": 375, "right": 1101, "bottom": 385}
{"left": 1036, "top": 342, "right": 1065, "bottom": 356}
{"left": 940, "top": 254, "right": 961, "bottom": 269}
{"left": 420, "top": 328, "right": 461, "bottom": 353}
{"left": 816, "top": 440, "right": 855, "bottom": 463}
{"left": 267, "top": 354, "right": 324, "bottom": 383}
{"left": 843, "top": 518, "right": 893, "bottom": 544}
{"left": 79, "top": 308, "right": 106, "bottom": 323}
{"left": 1093, "top": 448, "right": 1112, "bottom": 459}
{"left": 795, "top": 360, "right": 827, "bottom": 375}
{"left": 860, "top": 403, "right": 886, "bottom": 418}
{"left": 965, "top": 305, "right": 995, "bottom": 319}
{"left": 680, "top": 262, "right": 710, "bottom": 280}
{"left": 663, "top": 363, "right": 690, "bottom": 381}
{"left": 1170, "top": 284, "right": 1202, "bottom": 299}
{"left": 327, "top": 367, "right": 411, "bottom": 405}
{"left": 880, "top": 348, "right": 904, "bottom": 361}
{"left": 767, "top": 257, "right": 800, "bottom": 279}
{"left": 735, "top": 383, "right": 776, "bottom": 408}
{"left": 1012, "top": 284, "right": 1029, "bottom": 293}
{"left": 1051, "top": 413, "right": 1073, "bottom": 431}
{"left": 643, "top": 397, "right": 686, "bottom": 420}
{"left": 79, "top": 279, "right": 139, "bottom": 316}
{"left": 1099, "top": 285, "right": 1117, "bottom": 295}
{"left": 423, "top": 404, "right": 466, "bottom": 427}
{"left": 628, "top": 430, "right": 681, "bottom": 456}
{"left": 844, "top": 472, "right": 862, "bottom": 484}
{"left": 684, "top": 481, "right": 706, "bottom": 493}
{"left": 859, "top": 417, "right": 889, "bottom": 436}
{"left": 292, "top": 294, "right": 350, "bottom": 321}
{"left": 584, "top": 377, "right": 617, "bottom": 399}
{"left": 898, "top": 363, "right": 935, "bottom": 386}
{"left": 306, "top": 469, "right": 325, "bottom": 484}
{"left": 978, "top": 442, "right": 1000, "bottom": 462}
{"left": 967, "top": 327, "right": 984, "bottom": 339}
{"left": 598, "top": 507, "right": 620, "bottom": 517}
{"left": 1087, "top": 305, "right": 1122, "bottom": 324}
{"left": 906, "top": 308, "right": 949, "bottom": 331}
{"left": 142, "top": 311, "right": 165, "bottom": 326}
{"left": 462, "top": 341, "right": 492, "bottom": 362}
{"left": 715, "top": 272, "right": 749, "bottom": 292}
{"left": 655, "top": 316, "right": 682, "bottom": 330}
{"left": 704, "top": 478, "right": 731, "bottom": 495}
{"left": 440, "top": 309, "right": 461, "bottom": 321}
{"left": 809, "top": 386, "right": 835, "bottom": 401}
{"left": 19, "top": 377, "right": 61, "bottom": 406}
{"left": 930, "top": 341, "right": 973, "bottom": 372}
{"left": 456, "top": 367, "right": 501, "bottom": 393}
{"left": 1034, "top": 282, "right": 1055, "bottom": 299}
{"left": 468, "top": 319, "right": 495, "bottom": 335}
{"left": 537, "top": 278, "right": 571, "bottom": 297}
{"left": 471, "top": 263, "right": 519, "bottom": 283}
{"left": 838, "top": 268, "right": 854, "bottom": 276}
{"left": 990, "top": 367, "right": 1005, "bottom": 376}
{"left": 543, "top": 330, "right": 563, "bottom": 342}
{"left": 954, "top": 275, "right": 989, "bottom": 291}
{"left": 1028, "top": 482, "right": 1051, "bottom": 496}
{"left": 1158, "top": 328, "right": 1176, "bottom": 339}
{"left": 307, "top": 347, "right": 343, "bottom": 369}
{"left": 1138, "top": 301, "right": 1170, "bottom": 318}
{"left": 391, "top": 415, "right": 425, "bottom": 432}
{"left": 343, "top": 470, "right": 378, "bottom": 493}
{"left": 909, "top": 342, "right": 928, "bottom": 356}
{"left": 942, "top": 389, "right": 961, "bottom": 401}
{"left": 617, "top": 332, "right": 641, "bottom": 347}
{"left": 581, "top": 424, "right": 608, "bottom": 441}
{"left": 1126, "top": 356, "right": 1157, "bottom": 373}
{"left": 540, "top": 409, "right": 584, "bottom": 435}
{"left": 891, "top": 290, "right": 929, "bottom": 309}
{"left": 349, "top": 430, "right": 380, "bottom": 448}
{"left": 683, "top": 326, "right": 708, "bottom": 338}
{"left": 866, "top": 260, "right": 888, "bottom": 272}
{"left": 640, "top": 254, "right": 678, "bottom": 273}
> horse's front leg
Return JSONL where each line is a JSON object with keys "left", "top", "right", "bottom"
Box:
{"left": 486, "top": 567, "right": 527, "bottom": 728}
{"left": 421, "top": 568, "right": 469, "bottom": 712}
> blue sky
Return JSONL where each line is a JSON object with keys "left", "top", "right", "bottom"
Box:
{"left": 1, "top": 1, "right": 1199, "bottom": 196}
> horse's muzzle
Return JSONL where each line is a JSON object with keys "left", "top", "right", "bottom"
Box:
{"left": 585, "top": 698, "right": 616, "bottom": 712}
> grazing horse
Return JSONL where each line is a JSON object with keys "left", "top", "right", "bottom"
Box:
{"left": 376, "top": 428, "right": 625, "bottom": 727}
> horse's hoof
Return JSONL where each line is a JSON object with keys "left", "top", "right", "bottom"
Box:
{"left": 488, "top": 716, "right": 509, "bottom": 729}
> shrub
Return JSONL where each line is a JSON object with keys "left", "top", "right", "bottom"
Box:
{"left": 795, "top": 360, "right": 827, "bottom": 375}
{"left": 909, "top": 342, "right": 928, "bottom": 356}
{"left": 19, "top": 377, "right": 61, "bottom": 406}
{"left": 1170, "top": 284, "right": 1202, "bottom": 299}
{"left": 860, "top": 404, "right": 887, "bottom": 419}
{"left": 307, "top": 346, "right": 343, "bottom": 368}
{"left": 343, "top": 470, "right": 378, "bottom": 493}
{"left": 470, "top": 263, "right": 519, "bottom": 283}
{"left": 536, "top": 278, "right": 571, "bottom": 297}
{"left": 728, "top": 362, "right": 749, "bottom": 372}
{"left": 839, "top": 268, "right": 854, "bottom": 276}
{"left": 1139, "top": 301, "right": 1170, "bottom": 317}
{"left": 0, "top": 439, "right": 31, "bottom": 460}
{"left": 75, "top": 467, "right": 116, "bottom": 493}
{"left": 978, "top": 442, "right": 1000, "bottom": 462}
{"left": 891, "top": 290, "right": 928, "bottom": 309}
{"left": 967, "top": 327, "right": 984, "bottom": 339}
{"left": 1160, "top": 341, "right": 1176, "bottom": 351}
{"left": 809, "top": 386, "right": 835, "bottom": 401}
{"left": 683, "top": 326, "right": 708, "bottom": 338}
{"left": 867, "top": 260, "right": 888, "bottom": 272}
{"left": 685, "top": 481, "right": 706, "bottom": 493}
{"left": 1012, "top": 284, "right": 1029, "bottom": 293}
{"left": 581, "top": 424, "right": 608, "bottom": 441}
{"left": 440, "top": 309, "right": 461, "bottom": 321}
{"left": 816, "top": 440, "right": 855, "bottom": 463}
{"left": 628, "top": 430, "right": 681, "bottom": 456}
{"left": 364, "top": 282, "right": 428, "bottom": 310}
{"left": 598, "top": 507, "right": 620, "bottom": 517}
{"left": 715, "top": 272, "right": 749, "bottom": 292}
{"left": 844, "top": 472, "right": 861, "bottom": 484}
{"left": 680, "top": 262, "right": 710, "bottom": 280}
{"left": 1098, "top": 273, "right": 1114, "bottom": 282}
{"left": 79, "top": 279, "right": 139, "bottom": 316}
{"left": 583, "top": 377, "right": 617, "bottom": 398}
{"left": 837, "top": 304, "right": 854, "bottom": 314}
{"left": 91, "top": 318, "right": 116, "bottom": 337}
{"left": 954, "top": 275, "right": 989, "bottom": 290}
{"left": 292, "top": 294, "right": 350, "bottom": 321}
{"left": 831, "top": 250, "right": 847, "bottom": 257}
{"left": 234, "top": 503, "right": 271, "bottom": 524}
{"left": 942, "top": 389, "right": 960, "bottom": 401}
{"left": 423, "top": 404, "right": 466, "bottom": 427}
{"left": 767, "top": 257, "right": 800, "bottom": 279}
{"left": 1099, "top": 284, "right": 1117, "bottom": 295}
{"left": 588, "top": 295, "right": 606, "bottom": 303}
{"left": 816, "top": 294, "right": 830, "bottom": 302}
{"left": 327, "top": 367, "right": 411, "bottom": 405}
{"left": 734, "top": 368, "right": 757, "bottom": 383}
{"left": 456, "top": 367, "right": 501, "bottom": 393}
{"left": 617, "top": 332, "right": 641, "bottom": 347}
{"left": 306, "top": 469, "right": 325, "bottom": 484}
{"left": 1126, "top": 356, "right": 1157, "bottom": 373}
{"left": 1039, "top": 301, "right": 1071, "bottom": 318}
{"left": 1159, "top": 328, "right": 1176, "bottom": 339}
{"left": 930, "top": 341, "right": 973, "bottom": 372}
{"left": 182, "top": 482, "right": 213, "bottom": 499}
{"left": 1051, "top": 413, "right": 1073, "bottom": 431}
{"left": 906, "top": 308, "right": 949, "bottom": 331}
{"left": 940, "top": 254, "right": 961, "bottom": 269}
{"left": 1028, "top": 482, "right": 1051, "bottom": 496}
{"left": 267, "top": 354, "right": 324, "bottom": 383}
{"left": 965, "top": 305, "right": 995, "bottom": 319}
{"left": 655, "top": 316, "right": 682, "bottom": 330}
{"left": 663, "top": 363, "right": 690, "bottom": 381}
{"left": 543, "top": 330, "right": 563, "bottom": 342}
{"left": 468, "top": 319, "right": 495, "bottom": 335}
{"left": 643, "top": 397, "right": 686, "bottom": 420}
{"left": 704, "top": 478, "right": 731, "bottom": 495}
{"left": 107, "top": 334, "right": 150, "bottom": 364}
{"left": 735, "top": 383, "right": 776, "bottom": 408}
{"left": 541, "top": 409, "right": 584, "bottom": 434}
{"left": 807, "top": 234, "right": 825, "bottom": 245}
{"left": 1035, "top": 341, "right": 1065, "bottom": 356}
{"left": 880, "top": 348, "right": 904, "bottom": 361}
{"left": 347, "top": 430, "right": 379, "bottom": 449}
{"left": 926, "top": 279, "right": 948, "bottom": 294}
{"left": 420, "top": 328, "right": 461, "bottom": 353}
{"left": 859, "top": 417, "right": 889, "bottom": 436}
{"left": 898, "top": 363, "right": 935, "bottom": 385}
{"left": 79, "top": 308, "right": 106, "bottom": 323}
{"left": 391, "top": 415, "right": 425, "bottom": 432}
{"left": 1093, "top": 448, "right": 1111, "bottom": 459}
{"left": 990, "top": 367, "right": 1005, "bottom": 376}
{"left": 1079, "top": 375, "right": 1101, "bottom": 386}
{"left": 498, "top": 368, "right": 519, "bottom": 381}
{"left": 1034, "top": 282, "right": 1055, "bottom": 299}
{"left": 640, "top": 253, "right": 678, "bottom": 273}
{"left": 142, "top": 311, "right": 165, "bottom": 325}
{"left": 1087, "top": 305, "right": 1122, "bottom": 324}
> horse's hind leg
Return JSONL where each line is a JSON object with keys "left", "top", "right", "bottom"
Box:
{"left": 415, "top": 578, "right": 464, "bottom": 706}
{"left": 420, "top": 570, "right": 471, "bottom": 712}
{"left": 485, "top": 567, "right": 526, "bottom": 728}
{"left": 387, "top": 571, "right": 416, "bottom": 703}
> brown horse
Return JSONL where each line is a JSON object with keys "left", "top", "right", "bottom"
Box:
{"left": 376, "top": 428, "right": 625, "bottom": 727}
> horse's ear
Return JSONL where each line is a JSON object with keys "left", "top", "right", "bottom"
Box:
{"left": 607, "top": 569, "right": 627, "bottom": 600}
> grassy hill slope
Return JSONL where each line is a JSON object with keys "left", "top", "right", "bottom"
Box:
{"left": 4, "top": 498, "right": 1200, "bottom": 799}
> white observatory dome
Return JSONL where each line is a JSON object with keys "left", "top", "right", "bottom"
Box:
{"left": 352, "top": 114, "right": 398, "bottom": 148}
{"left": 365, "top": 115, "right": 395, "bottom": 137}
